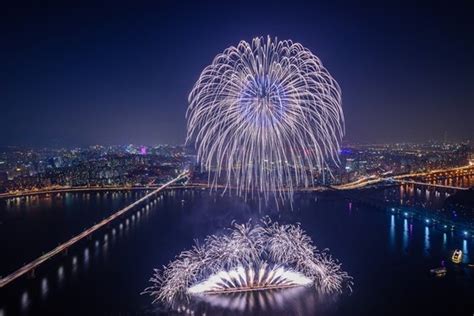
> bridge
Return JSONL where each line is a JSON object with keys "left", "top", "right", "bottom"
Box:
{"left": 393, "top": 164, "right": 474, "bottom": 180}
{"left": 0, "top": 172, "right": 188, "bottom": 289}
{"left": 333, "top": 164, "right": 474, "bottom": 191}
{"left": 393, "top": 179, "right": 469, "bottom": 191}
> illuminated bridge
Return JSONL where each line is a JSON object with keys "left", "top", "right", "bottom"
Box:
{"left": 393, "top": 164, "right": 474, "bottom": 181}
{"left": 0, "top": 172, "right": 188, "bottom": 289}
{"left": 333, "top": 164, "right": 474, "bottom": 191}
{"left": 392, "top": 179, "right": 469, "bottom": 191}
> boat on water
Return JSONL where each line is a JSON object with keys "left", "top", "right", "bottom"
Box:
{"left": 430, "top": 267, "right": 447, "bottom": 276}
{"left": 452, "top": 249, "right": 463, "bottom": 264}
{"left": 468, "top": 264, "right": 474, "bottom": 268}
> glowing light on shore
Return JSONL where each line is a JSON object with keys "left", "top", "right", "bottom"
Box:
{"left": 186, "top": 36, "right": 344, "bottom": 202}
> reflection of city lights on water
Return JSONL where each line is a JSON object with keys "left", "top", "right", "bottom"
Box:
{"left": 389, "top": 215, "right": 395, "bottom": 249}
{"left": 403, "top": 219, "right": 409, "bottom": 251}
{"left": 72, "top": 256, "right": 78, "bottom": 275}
{"left": 84, "top": 248, "right": 90, "bottom": 267}
{"left": 424, "top": 226, "right": 430, "bottom": 256}
{"left": 21, "top": 291, "right": 30, "bottom": 311}
{"left": 463, "top": 240, "right": 469, "bottom": 263}
{"left": 41, "top": 278, "right": 49, "bottom": 299}
{"left": 58, "top": 266, "right": 64, "bottom": 283}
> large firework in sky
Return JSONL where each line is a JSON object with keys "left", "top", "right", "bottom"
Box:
{"left": 186, "top": 36, "right": 344, "bottom": 202}
{"left": 144, "top": 219, "right": 352, "bottom": 307}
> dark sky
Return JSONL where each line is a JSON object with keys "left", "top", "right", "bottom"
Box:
{"left": 1, "top": 1, "right": 473, "bottom": 146}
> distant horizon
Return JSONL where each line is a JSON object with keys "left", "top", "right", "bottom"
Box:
{"left": 0, "top": 138, "right": 472, "bottom": 150}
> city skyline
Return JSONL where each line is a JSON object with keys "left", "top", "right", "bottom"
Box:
{"left": 1, "top": 1, "right": 473, "bottom": 147}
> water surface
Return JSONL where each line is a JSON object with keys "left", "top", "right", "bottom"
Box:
{"left": 0, "top": 188, "right": 473, "bottom": 315}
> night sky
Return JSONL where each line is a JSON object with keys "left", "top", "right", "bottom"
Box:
{"left": 1, "top": 1, "right": 473, "bottom": 146}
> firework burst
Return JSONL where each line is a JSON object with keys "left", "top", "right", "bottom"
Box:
{"left": 186, "top": 36, "right": 344, "bottom": 202}
{"left": 144, "top": 219, "right": 352, "bottom": 307}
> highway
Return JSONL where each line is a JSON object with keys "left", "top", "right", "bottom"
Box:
{"left": 332, "top": 175, "right": 384, "bottom": 190}
{"left": 0, "top": 183, "right": 208, "bottom": 200}
{"left": 0, "top": 172, "right": 188, "bottom": 289}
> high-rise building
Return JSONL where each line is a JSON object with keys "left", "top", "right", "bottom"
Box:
{"left": 469, "top": 152, "right": 474, "bottom": 165}
{"left": 345, "top": 158, "right": 356, "bottom": 172}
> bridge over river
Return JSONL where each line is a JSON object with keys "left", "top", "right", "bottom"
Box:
{"left": 333, "top": 164, "right": 474, "bottom": 191}
{"left": 0, "top": 172, "right": 188, "bottom": 289}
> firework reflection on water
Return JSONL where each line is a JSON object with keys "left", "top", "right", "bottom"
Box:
{"left": 170, "top": 286, "right": 337, "bottom": 315}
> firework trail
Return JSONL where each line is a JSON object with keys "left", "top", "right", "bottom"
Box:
{"left": 144, "top": 219, "right": 352, "bottom": 306}
{"left": 186, "top": 36, "right": 344, "bottom": 202}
